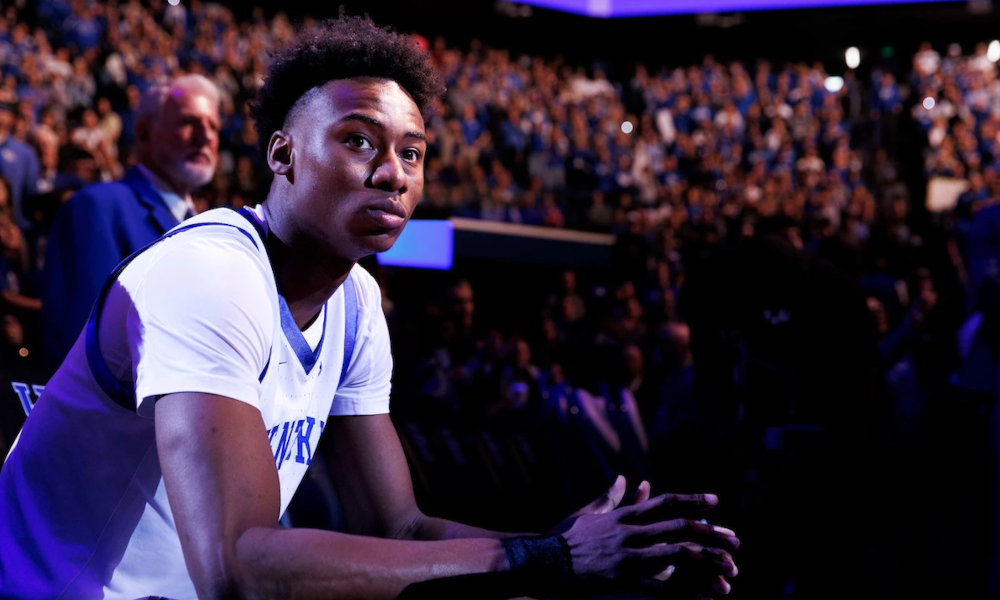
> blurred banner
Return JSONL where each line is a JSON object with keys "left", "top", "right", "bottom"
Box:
{"left": 377, "top": 220, "right": 455, "bottom": 270}
{"left": 377, "top": 218, "right": 613, "bottom": 269}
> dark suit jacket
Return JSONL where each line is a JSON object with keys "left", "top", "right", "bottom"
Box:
{"left": 41, "top": 166, "right": 181, "bottom": 369}
{"left": 968, "top": 204, "right": 1000, "bottom": 306}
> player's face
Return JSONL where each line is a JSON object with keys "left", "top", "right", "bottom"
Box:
{"left": 285, "top": 78, "right": 426, "bottom": 259}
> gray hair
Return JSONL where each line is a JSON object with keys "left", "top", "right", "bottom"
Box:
{"left": 135, "top": 74, "right": 221, "bottom": 134}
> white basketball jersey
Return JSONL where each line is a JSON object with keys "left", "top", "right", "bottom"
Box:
{"left": 0, "top": 207, "right": 392, "bottom": 599}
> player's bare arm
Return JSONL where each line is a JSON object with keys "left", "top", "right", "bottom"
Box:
{"left": 158, "top": 394, "right": 738, "bottom": 599}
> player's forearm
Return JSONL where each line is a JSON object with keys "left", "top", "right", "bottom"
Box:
{"left": 406, "top": 514, "right": 534, "bottom": 541}
{"left": 231, "top": 525, "right": 511, "bottom": 600}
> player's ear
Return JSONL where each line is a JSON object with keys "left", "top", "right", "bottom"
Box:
{"left": 267, "top": 130, "right": 293, "bottom": 178}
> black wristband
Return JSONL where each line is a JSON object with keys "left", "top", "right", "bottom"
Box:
{"left": 501, "top": 535, "right": 575, "bottom": 594}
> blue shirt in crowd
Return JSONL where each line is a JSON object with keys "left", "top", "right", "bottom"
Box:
{"left": 0, "top": 136, "right": 41, "bottom": 230}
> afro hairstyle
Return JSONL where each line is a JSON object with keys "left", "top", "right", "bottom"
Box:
{"left": 250, "top": 15, "right": 445, "bottom": 159}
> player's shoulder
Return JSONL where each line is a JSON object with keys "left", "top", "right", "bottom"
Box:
{"left": 123, "top": 211, "right": 278, "bottom": 331}
{"left": 134, "top": 209, "right": 272, "bottom": 289}
{"left": 154, "top": 208, "right": 262, "bottom": 251}
{"left": 181, "top": 207, "right": 266, "bottom": 243}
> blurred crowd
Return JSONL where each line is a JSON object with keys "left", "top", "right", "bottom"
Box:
{"left": 0, "top": 0, "right": 923, "bottom": 375}
{"left": 1, "top": 1, "right": 999, "bottom": 596}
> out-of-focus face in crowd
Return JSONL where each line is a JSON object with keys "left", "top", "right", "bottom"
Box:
{"left": 145, "top": 85, "right": 221, "bottom": 193}
{"left": 449, "top": 281, "right": 476, "bottom": 330}
{"left": 867, "top": 297, "right": 889, "bottom": 337}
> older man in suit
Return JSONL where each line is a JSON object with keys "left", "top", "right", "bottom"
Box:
{"left": 41, "top": 74, "right": 221, "bottom": 368}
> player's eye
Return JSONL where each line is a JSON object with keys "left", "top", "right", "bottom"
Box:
{"left": 347, "top": 135, "right": 373, "bottom": 150}
{"left": 401, "top": 148, "right": 421, "bottom": 162}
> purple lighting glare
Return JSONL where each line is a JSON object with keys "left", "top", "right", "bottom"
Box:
{"left": 517, "top": 0, "right": 963, "bottom": 18}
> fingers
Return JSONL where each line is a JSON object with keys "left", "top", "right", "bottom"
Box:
{"left": 548, "top": 475, "right": 630, "bottom": 535}
{"left": 709, "top": 524, "right": 735, "bottom": 538}
{"left": 621, "top": 492, "right": 719, "bottom": 522}
{"left": 653, "top": 564, "right": 676, "bottom": 582}
{"left": 632, "top": 480, "right": 651, "bottom": 506}
{"left": 712, "top": 574, "right": 732, "bottom": 595}
{"left": 629, "top": 519, "right": 740, "bottom": 553}
{"left": 575, "top": 475, "right": 628, "bottom": 517}
{"left": 653, "top": 546, "right": 737, "bottom": 580}
{"left": 692, "top": 545, "right": 737, "bottom": 577}
{"left": 634, "top": 543, "right": 736, "bottom": 579}
{"left": 597, "top": 541, "right": 738, "bottom": 599}
{"left": 594, "top": 475, "right": 625, "bottom": 514}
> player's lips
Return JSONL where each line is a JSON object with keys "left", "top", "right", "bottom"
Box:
{"left": 364, "top": 199, "right": 408, "bottom": 229}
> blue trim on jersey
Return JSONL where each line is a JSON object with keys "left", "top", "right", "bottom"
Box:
{"left": 340, "top": 274, "right": 358, "bottom": 388}
{"left": 238, "top": 206, "right": 267, "bottom": 241}
{"left": 234, "top": 208, "right": 359, "bottom": 384}
{"left": 85, "top": 313, "right": 134, "bottom": 409}
{"left": 278, "top": 295, "right": 328, "bottom": 375}
{"left": 259, "top": 355, "right": 271, "bottom": 383}
{"left": 239, "top": 206, "right": 330, "bottom": 376}
{"left": 85, "top": 218, "right": 263, "bottom": 411}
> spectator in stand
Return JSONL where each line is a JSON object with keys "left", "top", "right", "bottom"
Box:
{"left": 0, "top": 174, "right": 41, "bottom": 354}
{"left": 41, "top": 74, "right": 220, "bottom": 368}
{"left": 96, "top": 96, "right": 123, "bottom": 162}
{"left": 0, "top": 102, "right": 40, "bottom": 230}
{"left": 62, "top": 0, "right": 104, "bottom": 53}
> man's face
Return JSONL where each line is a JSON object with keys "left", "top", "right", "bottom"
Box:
{"left": 624, "top": 344, "right": 643, "bottom": 377}
{"left": 866, "top": 297, "right": 889, "bottom": 336}
{"left": 149, "top": 87, "right": 220, "bottom": 193}
{"left": 2, "top": 314, "right": 23, "bottom": 347}
{"left": 279, "top": 78, "right": 426, "bottom": 259}
{"left": 449, "top": 282, "right": 475, "bottom": 325}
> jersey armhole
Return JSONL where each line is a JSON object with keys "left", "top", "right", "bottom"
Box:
{"left": 339, "top": 273, "right": 359, "bottom": 389}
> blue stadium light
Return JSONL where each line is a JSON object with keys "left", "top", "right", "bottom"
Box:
{"left": 516, "top": 0, "right": 963, "bottom": 18}
{"left": 376, "top": 220, "right": 454, "bottom": 270}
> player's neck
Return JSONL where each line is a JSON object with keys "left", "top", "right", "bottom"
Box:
{"left": 263, "top": 225, "right": 354, "bottom": 331}
{"left": 274, "top": 247, "right": 354, "bottom": 330}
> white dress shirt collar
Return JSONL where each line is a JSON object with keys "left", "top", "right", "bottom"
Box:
{"left": 136, "top": 164, "right": 197, "bottom": 223}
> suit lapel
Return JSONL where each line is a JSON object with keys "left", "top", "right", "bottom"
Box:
{"left": 122, "top": 166, "right": 179, "bottom": 235}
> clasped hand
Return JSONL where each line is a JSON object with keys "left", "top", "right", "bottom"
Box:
{"left": 550, "top": 476, "right": 739, "bottom": 599}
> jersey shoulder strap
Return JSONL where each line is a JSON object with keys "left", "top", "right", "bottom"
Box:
{"left": 86, "top": 210, "right": 267, "bottom": 411}
{"left": 339, "top": 272, "right": 359, "bottom": 389}
{"left": 239, "top": 205, "right": 358, "bottom": 388}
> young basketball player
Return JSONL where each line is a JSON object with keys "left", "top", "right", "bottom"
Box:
{"left": 0, "top": 16, "right": 738, "bottom": 599}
